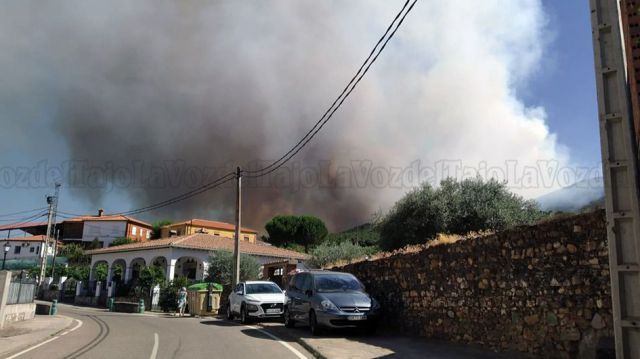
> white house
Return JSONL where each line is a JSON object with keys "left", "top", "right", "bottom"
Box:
{"left": 0, "top": 235, "right": 55, "bottom": 262}
{"left": 61, "top": 210, "right": 153, "bottom": 248}
{"left": 85, "top": 233, "right": 308, "bottom": 283}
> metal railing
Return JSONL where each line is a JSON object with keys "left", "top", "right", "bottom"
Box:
{"left": 7, "top": 275, "right": 36, "bottom": 305}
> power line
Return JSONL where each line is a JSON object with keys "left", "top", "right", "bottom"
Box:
{"left": 50, "top": 1, "right": 417, "bottom": 216}
{"left": 0, "top": 207, "right": 48, "bottom": 218}
{"left": 0, "top": 211, "right": 49, "bottom": 227}
{"left": 244, "top": 0, "right": 417, "bottom": 178}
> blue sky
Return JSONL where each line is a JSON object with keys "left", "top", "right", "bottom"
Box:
{"left": 526, "top": 0, "right": 600, "bottom": 167}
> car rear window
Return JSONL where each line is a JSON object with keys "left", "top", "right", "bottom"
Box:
{"left": 246, "top": 283, "right": 282, "bottom": 294}
{"left": 314, "top": 273, "right": 364, "bottom": 292}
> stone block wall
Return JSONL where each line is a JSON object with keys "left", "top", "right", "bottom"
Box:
{"left": 334, "top": 210, "right": 612, "bottom": 358}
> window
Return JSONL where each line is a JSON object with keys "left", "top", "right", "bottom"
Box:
{"left": 14, "top": 246, "right": 20, "bottom": 254}
{"left": 214, "top": 232, "right": 220, "bottom": 236}
{"left": 246, "top": 283, "right": 282, "bottom": 294}
{"left": 293, "top": 273, "right": 307, "bottom": 292}
{"left": 301, "top": 274, "right": 313, "bottom": 292}
{"left": 146, "top": 230, "right": 150, "bottom": 239}
{"left": 243, "top": 236, "right": 249, "bottom": 241}
{"left": 132, "top": 226, "right": 137, "bottom": 235}
{"left": 30, "top": 247, "right": 35, "bottom": 253}
{"left": 314, "top": 273, "right": 364, "bottom": 292}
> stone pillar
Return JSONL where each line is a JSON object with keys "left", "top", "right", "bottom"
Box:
{"left": 124, "top": 266, "right": 132, "bottom": 283}
{"left": 0, "top": 271, "right": 12, "bottom": 329}
{"left": 75, "top": 281, "right": 82, "bottom": 296}
{"left": 95, "top": 281, "right": 101, "bottom": 298}
{"left": 106, "top": 264, "right": 113, "bottom": 283}
{"left": 166, "top": 259, "right": 176, "bottom": 283}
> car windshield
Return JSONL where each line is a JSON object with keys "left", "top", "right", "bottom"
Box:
{"left": 245, "top": 283, "right": 282, "bottom": 294}
{"left": 314, "top": 274, "right": 363, "bottom": 292}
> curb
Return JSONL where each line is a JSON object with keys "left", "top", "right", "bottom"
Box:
{"left": 0, "top": 315, "right": 75, "bottom": 358}
{"left": 296, "top": 338, "right": 327, "bottom": 359}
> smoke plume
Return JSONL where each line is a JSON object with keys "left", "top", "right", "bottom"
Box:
{"left": 0, "top": 0, "right": 571, "bottom": 231}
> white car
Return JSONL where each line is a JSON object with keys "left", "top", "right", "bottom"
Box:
{"left": 227, "top": 281, "right": 286, "bottom": 324}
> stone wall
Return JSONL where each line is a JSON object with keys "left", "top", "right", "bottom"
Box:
{"left": 334, "top": 210, "right": 613, "bottom": 358}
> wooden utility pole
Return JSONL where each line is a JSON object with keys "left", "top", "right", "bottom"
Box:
{"left": 232, "top": 167, "right": 242, "bottom": 288}
{"left": 38, "top": 195, "right": 55, "bottom": 285}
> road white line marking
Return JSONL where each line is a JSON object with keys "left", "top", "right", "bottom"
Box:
{"left": 246, "top": 325, "right": 307, "bottom": 359}
{"left": 149, "top": 333, "right": 159, "bottom": 359}
{"left": 6, "top": 318, "right": 83, "bottom": 359}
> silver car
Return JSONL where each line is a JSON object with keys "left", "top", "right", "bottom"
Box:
{"left": 227, "top": 281, "right": 286, "bottom": 324}
{"left": 284, "top": 271, "right": 380, "bottom": 335}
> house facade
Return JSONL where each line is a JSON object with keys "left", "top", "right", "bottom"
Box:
{"left": 0, "top": 235, "right": 54, "bottom": 261}
{"left": 62, "top": 210, "right": 153, "bottom": 248}
{"left": 160, "top": 219, "right": 258, "bottom": 243}
{"left": 85, "top": 233, "right": 307, "bottom": 283}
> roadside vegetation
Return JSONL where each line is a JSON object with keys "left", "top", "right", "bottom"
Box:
{"left": 264, "top": 177, "right": 548, "bottom": 268}
{"left": 376, "top": 177, "right": 546, "bottom": 251}
{"left": 206, "top": 250, "right": 260, "bottom": 285}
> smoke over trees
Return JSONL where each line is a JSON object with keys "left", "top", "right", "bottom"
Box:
{"left": 0, "top": 1, "right": 568, "bottom": 232}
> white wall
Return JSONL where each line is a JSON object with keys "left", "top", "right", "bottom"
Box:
{"left": 82, "top": 221, "right": 127, "bottom": 247}
{"left": 1, "top": 240, "right": 51, "bottom": 261}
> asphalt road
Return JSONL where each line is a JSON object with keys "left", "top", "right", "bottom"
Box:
{"left": 10, "top": 304, "right": 311, "bottom": 359}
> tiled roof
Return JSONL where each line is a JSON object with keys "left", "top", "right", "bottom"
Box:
{"left": 63, "top": 214, "right": 152, "bottom": 228}
{"left": 164, "top": 219, "right": 258, "bottom": 234}
{"left": 1, "top": 235, "right": 48, "bottom": 242}
{"left": 86, "top": 233, "right": 307, "bottom": 260}
{"left": 0, "top": 221, "right": 49, "bottom": 231}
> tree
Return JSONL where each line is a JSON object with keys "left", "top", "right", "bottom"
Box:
{"left": 151, "top": 220, "right": 173, "bottom": 239}
{"left": 59, "top": 243, "right": 90, "bottom": 265}
{"left": 110, "top": 237, "right": 135, "bottom": 247}
{"left": 138, "top": 266, "right": 165, "bottom": 291}
{"left": 264, "top": 215, "right": 299, "bottom": 248}
{"left": 377, "top": 177, "right": 545, "bottom": 251}
{"left": 264, "top": 215, "right": 328, "bottom": 252}
{"left": 297, "top": 216, "right": 328, "bottom": 252}
{"left": 377, "top": 183, "right": 445, "bottom": 251}
{"left": 308, "top": 242, "right": 377, "bottom": 269}
{"left": 206, "top": 250, "right": 260, "bottom": 285}
{"left": 94, "top": 262, "right": 108, "bottom": 282}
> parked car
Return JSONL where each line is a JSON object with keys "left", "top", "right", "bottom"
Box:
{"left": 227, "top": 281, "right": 285, "bottom": 324}
{"left": 284, "top": 270, "right": 380, "bottom": 335}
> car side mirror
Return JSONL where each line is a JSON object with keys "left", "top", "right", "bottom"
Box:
{"left": 236, "top": 291, "right": 243, "bottom": 296}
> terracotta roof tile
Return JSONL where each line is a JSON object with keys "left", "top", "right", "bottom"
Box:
{"left": 164, "top": 219, "right": 258, "bottom": 234}
{"left": 86, "top": 233, "right": 307, "bottom": 260}
{"left": 0, "top": 221, "right": 49, "bottom": 231}
{"left": 1, "top": 235, "right": 48, "bottom": 242}
{"left": 63, "top": 214, "right": 152, "bottom": 228}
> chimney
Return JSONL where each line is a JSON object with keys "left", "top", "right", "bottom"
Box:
{"left": 98, "top": 208, "right": 104, "bottom": 217}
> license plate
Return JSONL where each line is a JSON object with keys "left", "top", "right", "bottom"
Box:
{"left": 348, "top": 315, "right": 367, "bottom": 321}
{"left": 266, "top": 308, "right": 281, "bottom": 314}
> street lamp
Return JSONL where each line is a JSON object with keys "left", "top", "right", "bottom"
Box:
{"left": 2, "top": 242, "right": 10, "bottom": 270}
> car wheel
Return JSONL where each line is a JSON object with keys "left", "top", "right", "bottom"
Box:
{"left": 284, "top": 307, "right": 295, "bottom": 328}
{"left": 226, "top": 303, "right": 234, "bottom": 320}
{"left": 309, "top": 311, "right": 322, "bottom": 336}
{"left": 240, "top": 304, "right": 251, "bottom": 324}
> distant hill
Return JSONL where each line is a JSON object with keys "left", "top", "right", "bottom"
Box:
{"left": 536, "top": 177, "right": 604, "bottom": 212}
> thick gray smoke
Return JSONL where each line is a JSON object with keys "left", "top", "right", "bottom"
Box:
{"left": 0, "top": 1, "right": 570, "bottom": 231}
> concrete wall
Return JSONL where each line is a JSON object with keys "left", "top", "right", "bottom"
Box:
{"left": 0, "top": 271, "right": 36, "bottom": 329}
{"left": 333, "top": 210, "right": 612, "bottom": 358}
{"left": 3, "top": 303, "right": 36, "bottom": 325}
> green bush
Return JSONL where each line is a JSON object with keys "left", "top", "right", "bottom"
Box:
{"left": 264, "top": 215, "right": 328, "bottom": 252}
{"left": 377, "top": 177, "right": 546, "bottom": 251}
{"left": 206, "top": 250, "right": 260, "bottom": 285}
{"left": 160, "top": 276, "right": 189, "bottom": 312}
{"left": 110, "top": 237, "right": 135, "bottom": 247}
{"left": 308, "top": 242, "right": 377, "bottom": 268}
